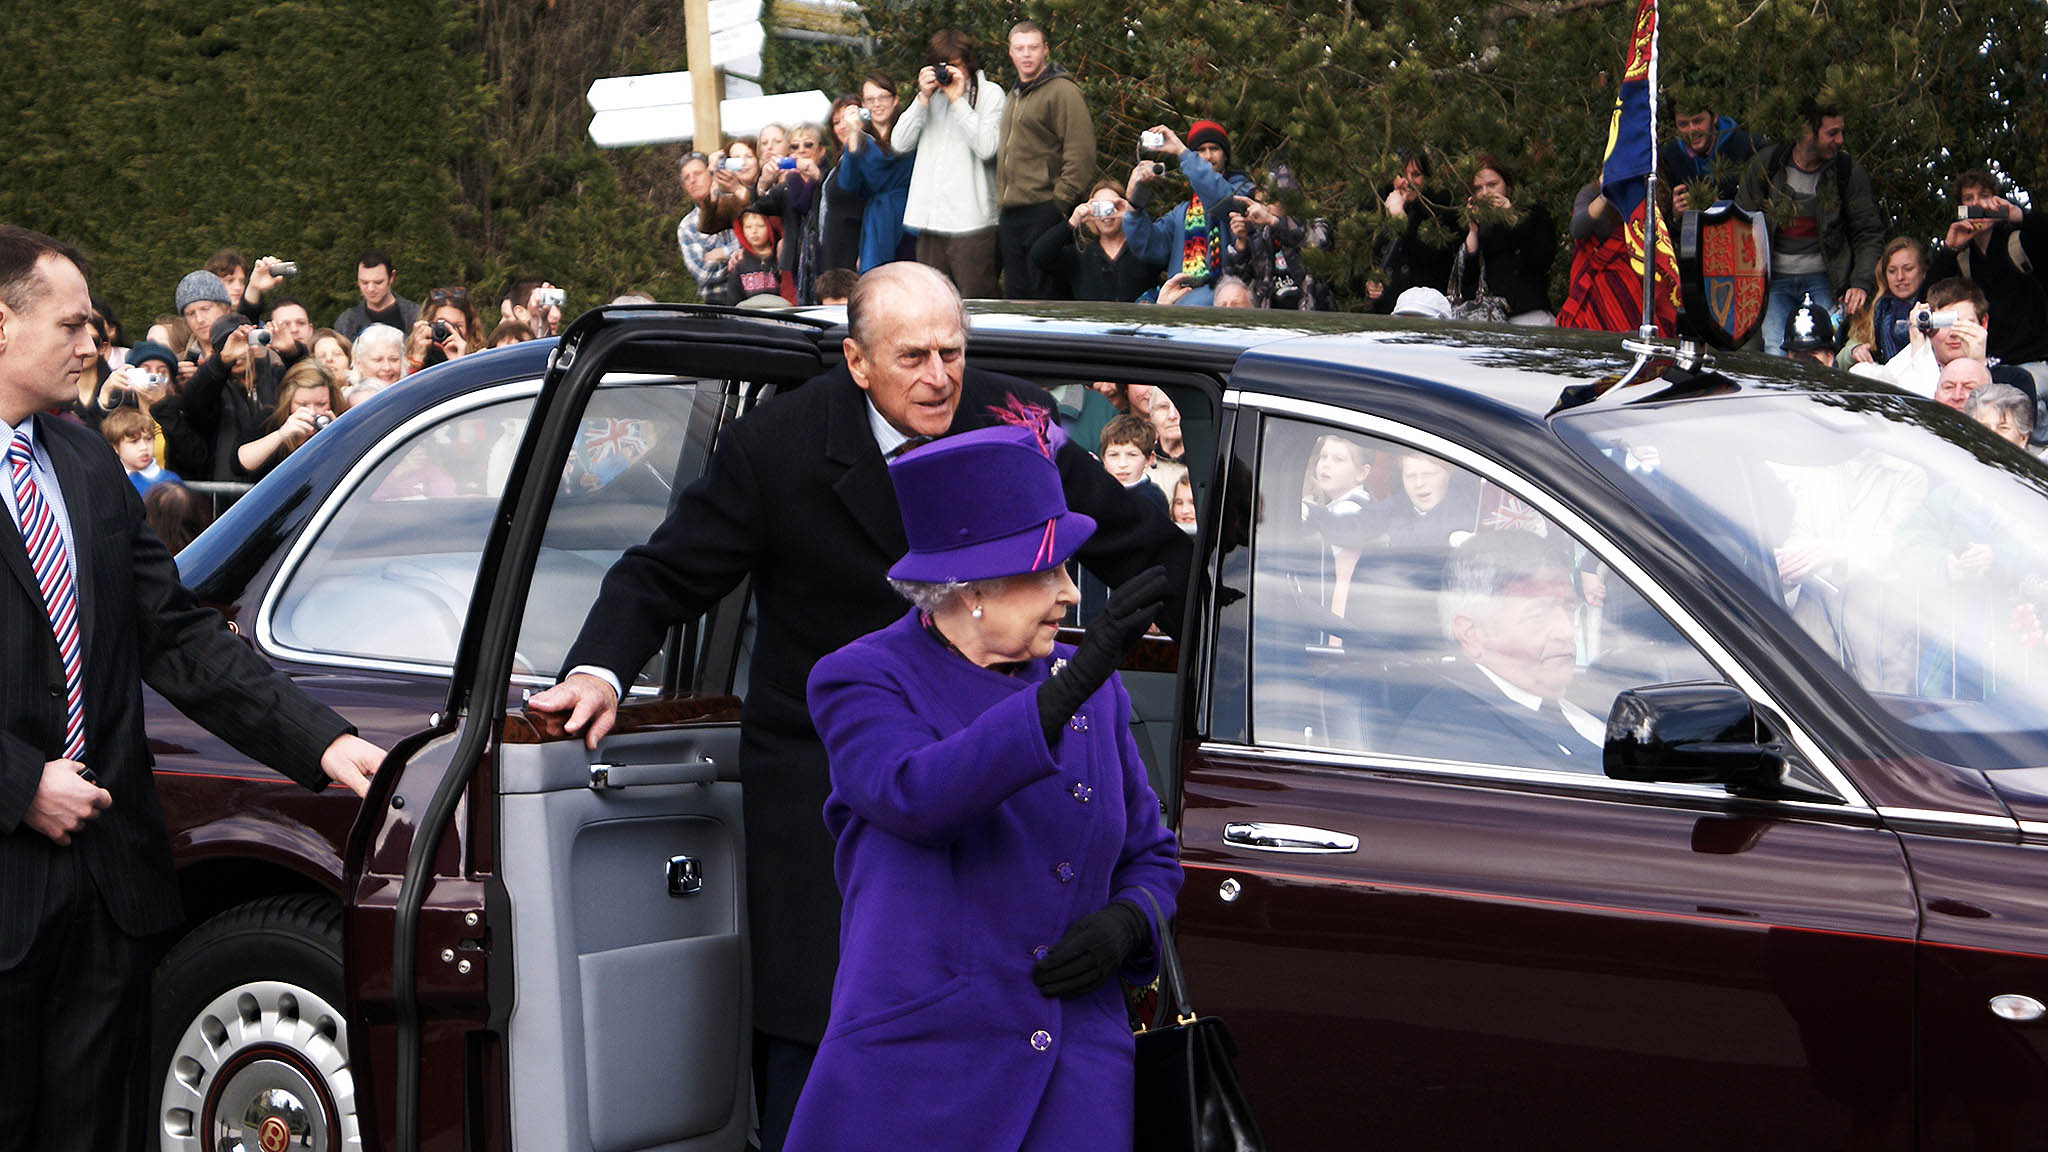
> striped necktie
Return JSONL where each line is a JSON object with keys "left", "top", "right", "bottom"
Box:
{"left": 6, "top": 430, "right": 85, "bottom": 760}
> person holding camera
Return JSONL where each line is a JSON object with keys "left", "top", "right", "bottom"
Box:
{"left": 1849, "top": 277, "right": 2037, "bottom": 407}
{"left": 894, "top": 29, "right": 1007, "bottom": 299}
{"left": 700, "top": 137, "right": 767, "bottom": 236}
{"left": 1930, "top": 171, "right": 2048, "bottom": 396}
{"left": 405, "top": 286, "right": 476, "bottom": 372}
{"left": 234, "top": 360, "right": 345, "bottom": 481}
{"left": 1223, "top": 190, "right": 1333, "bottom": 311}
{"left": 1121, "top": 121, "right": 1255, "bottom": 307}
{"left": 179, "top": 313, "right": 286, "bottom": 481}
{"left": 837, "top": 75, "right": 917, "bottom": 272}
{"left": 214, "top": 251, "right": 302, "bottom": 322}
{"left": 753, "top": 123, "right": 836, "bottom": 304}
{"left": 1027, "top": 180, "right": 1162, "bottom": 302}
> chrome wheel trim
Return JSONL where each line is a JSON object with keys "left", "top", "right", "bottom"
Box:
{"left": 159, "top": 979, "right": 359, "bottom": 1152}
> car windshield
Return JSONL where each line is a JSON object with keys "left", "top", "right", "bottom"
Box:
{"left": 1559, "top": 387, "right": 2048, "bottom": 769}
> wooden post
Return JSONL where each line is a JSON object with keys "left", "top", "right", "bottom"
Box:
{"left": 685, "top": 0, "right": 723, "bottom": 148}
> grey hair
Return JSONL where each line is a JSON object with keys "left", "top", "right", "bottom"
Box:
{"left": 1964, "top": 381, "right": 2033, "bottom": 435}
{"left": 889, "top": 577, "right": 972, "bottom": 614}
{"left": 1211, "top": 275, "right": 1253, "bottom": 304}
{"left": 1438, "top": 530, "right": 1574, "bottom": 643}
{"left": 352, "top": 323, "right": 405, "bottom": 365}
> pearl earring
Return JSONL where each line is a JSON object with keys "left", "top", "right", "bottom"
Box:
{"left": 971, "top": 603, "right": 984, "bottom": 619}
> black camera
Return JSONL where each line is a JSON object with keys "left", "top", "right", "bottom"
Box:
{"left": 430, "top": 320, "right": 454, "bottom": 342}
{"left": 934, "top": 62, "right": 954, "bottom": 86}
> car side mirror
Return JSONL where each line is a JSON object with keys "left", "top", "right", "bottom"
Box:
{"left": 1604, "top": 682, "right": 1841, "bottom": 804}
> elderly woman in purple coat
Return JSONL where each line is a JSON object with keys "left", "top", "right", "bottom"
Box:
{"left": 790, "top": 424, "right": 1183, "bottom": 1150}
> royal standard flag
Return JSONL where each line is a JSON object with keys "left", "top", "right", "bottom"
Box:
{"left": 1601, "top": 0, "right": 1658, "bottom": 212}
{"left": 1563, "top": 0, "right": 1679, "bottom": 333}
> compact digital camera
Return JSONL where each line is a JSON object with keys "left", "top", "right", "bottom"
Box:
{"left": 1141, "top": 130, "right": 1167, "bottom": 149}
{"left": 1090, "top": 200, "right": 1117, "bottom": 219}
{"left": 934, "top": 62, "right": 954, "bottom": 86}
{"left": 535, "top": 287, "right": 566, "bottom": 310}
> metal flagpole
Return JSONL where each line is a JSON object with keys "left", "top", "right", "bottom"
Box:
{"left": 1637, "top": 0, "right": 1660, "bottom": 341}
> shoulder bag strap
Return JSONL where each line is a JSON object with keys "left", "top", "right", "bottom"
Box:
{"left": 1135, "top": 888, "right": 1194, "bottom": 1028}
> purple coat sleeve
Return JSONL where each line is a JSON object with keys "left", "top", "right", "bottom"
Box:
{"left": 809, "top": 656, "right": 1061, "bottom": 847}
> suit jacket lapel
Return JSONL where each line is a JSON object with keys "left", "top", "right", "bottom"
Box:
{"left": 822, "top": 367, "right": 907, "bottom": 557}
{"left": 0, "top": 486, "right": 35, "bottom": 604}
{"left": 36, "top": 416, "right": 98, "bottom": 656}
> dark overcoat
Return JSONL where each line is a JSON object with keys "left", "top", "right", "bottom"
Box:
{"left": 0, "top": 415, "right": 347, "bottom": 971}
{"left": 560, "top": 363, "right": 1191, "bottom": 1042}
{"left": 788, "top": 612, "right": 1181, "bottom": 1150}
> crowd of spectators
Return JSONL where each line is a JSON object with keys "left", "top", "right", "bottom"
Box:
{"left": 667, "top": 36, "right": 2039, "bottom": 402}
{"left": 672, "top": 22, "right": 1342, "bottom": 311}
{"left": 65, "top": 247, "right": 574, "bottom": 551}
{"left": 59, "top": 34, "right": 2047, "bottom": 555}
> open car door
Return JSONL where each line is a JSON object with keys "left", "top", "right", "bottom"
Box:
{"left": 342, "top": 307, "right": 830, "bottom": 1151}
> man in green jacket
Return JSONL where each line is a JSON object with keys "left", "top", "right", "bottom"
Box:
{"left": 1736, "top": 95, "right": 1885, "bottom": 356}
{"left": 996, "top": 20, "right": 1095, "bottom": 300}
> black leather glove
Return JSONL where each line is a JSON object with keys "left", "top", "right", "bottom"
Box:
{"left": 1033, "top": 899, "right": 1149, "bottom": 998}
{"left": 1037, "top": 565, "right": 1170, "bottom": 743}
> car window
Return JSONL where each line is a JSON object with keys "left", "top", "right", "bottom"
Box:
{"left": 1559, "top": 390, "right": 2048, "bottom": 769}
{"left": 1247, "top": 417, "right": 1721, "bottom": 772}
{"left": 1041, "top": 379, "right": 1211, "bottom": 625}
{"left": 269, "top": 382, "right": 706, "bottom": 687}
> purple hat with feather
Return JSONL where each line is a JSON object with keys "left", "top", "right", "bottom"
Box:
{"left": 886, "top": 424, "right": 1096, "bottom": 583}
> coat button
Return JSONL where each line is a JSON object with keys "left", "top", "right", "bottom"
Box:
{"left": 1030, "top": 1030, "right": 1052, "bottom": 1052}
{"left": 1031, "top": 944, "right": 1050, "bottom": 961}
{"left": 1071, "top": 782, "right": 1093, "bottom": 803}
{"left": 48, "top": 684, "right": 61, "bottom": 698}
{"left": 1068, "top": 714, "right": 1089, "bottom": 733}
{"left": 1053, "top": 861, "right": 1075, "bottom": 883}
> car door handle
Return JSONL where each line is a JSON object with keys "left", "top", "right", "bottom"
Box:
{"left": 588, "top": 756, "right": 718, "bottom": 791}
{"left": 1223, "top": 822, "right": 1359, "bottom": 854}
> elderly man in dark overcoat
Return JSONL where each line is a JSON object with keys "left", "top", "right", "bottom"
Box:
{"left": 529, "top": 260, "right": 1190, "bottom": 1149}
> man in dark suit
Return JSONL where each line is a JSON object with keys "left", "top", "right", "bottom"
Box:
{"left": 1395, "top": 530, "right": 1605, "bottom": 771}
{"left": 0, "top": 226, "right": 386, "bottom": 1152}
{"left": 529, "top": 260, "right": 1190, "bottom": 1150}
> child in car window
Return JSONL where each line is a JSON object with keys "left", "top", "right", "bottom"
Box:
{"left": 1098, "top": 414, "right": 1169, "bottom": 517}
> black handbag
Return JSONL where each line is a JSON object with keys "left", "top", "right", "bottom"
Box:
{"left": 1132, "top": 890, "right": 1267, "bottom": 1152}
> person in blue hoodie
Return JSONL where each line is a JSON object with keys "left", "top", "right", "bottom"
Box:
{"left": 1120, "top": 120, "right": 1256, "bottom": 307}
{"left": 1658, "top": 92, "right": 1766, "bottom": 208}
{"left": 837, "top": 73, "right": 918, "bottom": 271}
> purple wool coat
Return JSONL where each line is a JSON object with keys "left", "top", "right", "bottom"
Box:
{"left": 790, "top": 611, "right": 1182, "bottom": 1151}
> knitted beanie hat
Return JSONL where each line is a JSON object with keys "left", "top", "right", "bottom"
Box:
{"left": 1186, "top": 120, "right": 1230, "bottom": 167}
{"left": 175, "top": 270, "right": 231, "bottom": 314}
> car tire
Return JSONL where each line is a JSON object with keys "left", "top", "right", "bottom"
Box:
{"left": 149, "top": 894, "right": 362, "bottom": 1152}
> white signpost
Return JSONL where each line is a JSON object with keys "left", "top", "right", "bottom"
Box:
{"left": 586, "top": 87, "right": 831, "bottom": 148}
{"left": 587, "top": 0, "right": 858, "bottom": 148}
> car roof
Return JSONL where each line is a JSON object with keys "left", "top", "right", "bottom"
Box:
{"left": 405, "top": 302, "right": 1914, "bottom": 433}
{"left": 956, "top": 301, "right": 1892, "bottom": 424}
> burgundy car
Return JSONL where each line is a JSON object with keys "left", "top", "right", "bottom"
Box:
{"left": 148, "top": 304, "right": 2048, "bottom": 1151}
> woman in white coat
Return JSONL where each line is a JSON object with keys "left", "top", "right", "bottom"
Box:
{"left": 893, "top": 29, "right": 1007, "bottom": 299}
